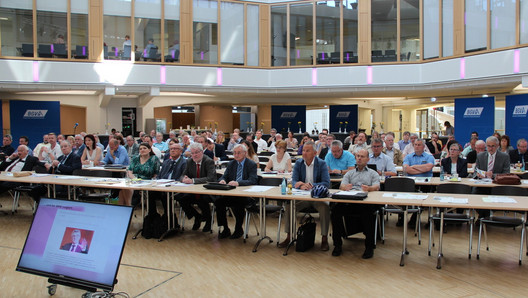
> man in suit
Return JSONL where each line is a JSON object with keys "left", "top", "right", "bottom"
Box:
{"left": 72, "top": 134, "right": 85, "bottom": 157}
{"left": 179, "top": 143, "right": 217, "bottom": 232}
{"left": 205, "top": 138, "right": 227, "bottom": 161}
{"left": 125, "top": 135, "right": 139, "bottom": 158}
{"left": 215, "top": 144, "right": 258, "bottom": 239}
{"left": 44, "top": 141, "right": 82, "bottom": 175}
{"left": 0, "top": 134, "right": 15, "bottom": 158}
{"left": 60, "top": 229, "right": 88, "bottom": 254}
{"left": 475, "top": 136, "right": 510, "bottom": 179}
{"left": 148, "top": 143, "right": 187, "bottom": 218}
{"left": 509, "top": 138, "right": 528, "bottom": 165}
{"left": 0, "top": 145, "right": 46, "bottom": 203}
{"left": 278, "top": 141, "right": 331, "bottom": 251}
{"left": 475, "top": 136, "right": 511, "bottom": 218}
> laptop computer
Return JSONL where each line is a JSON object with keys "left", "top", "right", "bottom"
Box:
{"left": 203, "top": 182, "right": 236, "bottom": 190}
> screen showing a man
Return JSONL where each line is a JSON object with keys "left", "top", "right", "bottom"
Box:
{"left": 60, "top": 228, "right": 92, "bottom": 254}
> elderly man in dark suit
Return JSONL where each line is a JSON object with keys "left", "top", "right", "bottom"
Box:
{"left": 180, "top": 142, "right": 217, "bottom": 232}
{"left": 0, "top": 145, "right": 46, "bottom": 204}
{"left": 125, "top": 135, "right": 139, "bottom": 158}
{"left": 205, "top": 137, "right": 227, "bottom": 161}
{"left": 148, "top": 143, "right": 187, "bottom": 218}
{"left": 44, "top": 141, "right": 82, "bottom": 175}
{"left": 215, "top": 144, "right": 258, "bottom": 239}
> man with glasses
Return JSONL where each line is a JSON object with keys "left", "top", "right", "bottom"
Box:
{"left": 368, "top": 138, "right": 397, "bottom": 177}
{"left": 509, "top": 138, "right": 528, "bottom": 166}
{"left": 475, "top": 136, "right": 510, "bottom": 179}
{"left": 382, "top": 133, "right": 403, "bottom": 166}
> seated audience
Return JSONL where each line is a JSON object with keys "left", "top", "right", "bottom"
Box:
{"left": 499, "top": 135, "right": 514, "bottom": 154}
{"left": 240, "top": 140, "right": 259, "bottom": 164}
{"left": 509, "top": 138, "right": 528, "bottom": 165}
{"left": 325, "top": 140, "right": 356, "bottom": 175}
{"left": 103, "top": 139, "right": 130, "bottom": 166}
{"left": 215, "top": 144, "right": 258, "bottom": 239}
{"left": 119, "top": 142, "right": 160, "bottom": 206}
{"left": 368, "top": 138, "right": 396, "bottom": 177}
{"left": 285, "top": 131, "right": 298, "bottom": 150}
{"left": 264, "top": 140, "right": 292, "bottom": 173}
{"left": 279, "top": 141, "right": 331, "bottom": 251}
{"left": 44, "top": 141, "right": 82, "bottom": 175}
{"left": 382, "top": 133, "right": 403, "bottom": 166}
{"left": 331, "top": 149, "right": 379, "bottom": 258}
{"left": 80, "top": 134, "right": 102, "bottom": 166}
{"left": 440, "top": 142, "right": 468, "bottom": 178}
{"left": 125, "top": 135, "right": 139, "bottom": 158}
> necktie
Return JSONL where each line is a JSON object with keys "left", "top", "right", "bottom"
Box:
{"left": 196, "top": 163, "right": 200, "bottom": 178}
{"left": 7, "top": 159, "right": 21, "bottom": 172}
{"left": 236, "top": 162, "right": 243, "bottom": 181}
{"left": 488, "top": 154, "right": 495, "bottom": 172}
{"left": 70, "top": 244, "right": 76, "bottom": 252}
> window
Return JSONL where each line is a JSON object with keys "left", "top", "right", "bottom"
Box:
{"left": 0, "top": 0, "right": 33, "bottom": 57}
{"left": 164, "top": 0, "right": 180, "bottom": 63}
{"left": 342, "top": 0, "right": 358, "bottom": 63}
{"left": 103, "top": 0, "right": 132, "bottom": 60}
{"left": 400, "top": 0, "right": 419, "bottom": 61}
{"left": 423, "top": 0, "right": 439, "bottom": 59}
{"left": 247, "top": 5, "right": 259, "bottom": 66}
{"left": 193, "top": 0, "right": 218, "bottom": 64}
{"left": 37, "top": 0, "right": 68, "bottom": 58}
{"left": 522, "top": 0, "right": 528, "bottom": 44}
{"left": 220, "top": 2, "right": 244, "bottom": 65}
{"left": 135, "top": 0, "right": 161, "bottom": 62}
{"left": 465, "top": 0, "right": 487, "bottom": 52}
{"left": 290, "top": 3, "right": 313, "bottom": 66}
{"left": 316, "top": 1, "right": 340, "bottom": 65}
{"left": 442, "top": 0, "right": 453, "bottom": 57}
{"left": 490, "top": 0, "right": 516, "bottom": 49}
{"left": 71, "top": 0, "right": 89, "bottom": 59}
{"left": 271, "top": 5, "right": 287, "bottom": 66}
{"left": 371, "top": 0, "right": 397, "bottom": 62}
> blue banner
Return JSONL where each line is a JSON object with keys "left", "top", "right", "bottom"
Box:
{"left": 271, "top": 105, "right": 306, "bottom": 135}
{"left": 329, "top": 105, "right": 358, "bottom": 133}
{"left": 10, "top": 100, "right": 61, "bottom": 149}
{"left": 505, "top": 94, "right": 528, "bottom": 149}
{"left": 454, "top": 97, "right": 495, "bottom": 145}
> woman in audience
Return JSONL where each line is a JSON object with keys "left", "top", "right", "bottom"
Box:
{"left": 264, "top": 140, "right": 292, "bottom": 173}
{"left": 216, "top": 131, "right": 226, "bottom": 146}
{"left": 80, "top": 134, "right": 102, "bottom": 166}
{"left": 370, "top": 131, "right": 380, "bottom": 145}
{"left": 440, "top": 142, "right": 468, "bottom": 177}
{"left": 499, "top": 135, "right": 514, "bottom": 153}
{"left": 67, "top": 135, "right": 75, "bottom": 147}
{"left": 286, "top": 131, "right": 298, "bottom": 149}
{"left": 119, "top": 142, "right": 160, "bottom": 206}
{"left": 240, "top": 140, "right": 259, "bottom": 164}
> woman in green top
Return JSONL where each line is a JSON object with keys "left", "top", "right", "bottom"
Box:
{"left": 119, "top": 142, "right": 161, "bottom": 206}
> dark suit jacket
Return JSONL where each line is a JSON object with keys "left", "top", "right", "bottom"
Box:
{"left": 220, "top": 158, "right": 258, "bottom": 186}
{"left": 213, "top": 144, "right": 227, "bottom": 161}
{"left": 60, "top": 243, "right": 87, "bottom": 254}
{"left": 181, "top": 155, "right": 217, "bottom": 184}
{"left": 125, "top": 143, "right": 139, "bottom": 157}
{"left": 0, "top": 155, "right": 43, "bottom": 172}
{"left": 158, "top": 156, "right": 186, "bottom": 181}
{"left": 203, "top": 149, "right": 214, "bottom": 160}
{"left": 509, "top": 150, "right": 528, "bottom": 164}
{"left": 427, "top": 141, "right": 442, "bottom": 158}
{"left": 292, "top": 157, "right": 330, "bottom": 188}
{"left": 52, "top": 152, "right": 82, "bottom": 175}
{"left": 440, "top": 157, "right": 468, "bottom": 178}
{"left": 72, "top": 144, "right": 85, "bottom": 157}
{"left": 475, "top": 151, "right": 510, "bottom": 176}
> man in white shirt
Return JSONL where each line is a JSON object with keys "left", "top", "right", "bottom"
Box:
{"left": 401, "top": 133, "right": 430, "bottom": 158}
{"left": 38, "top": 133, "right": 62, "bottom": 164}
{"left": 348, "top": 132, "right": 369, "bottom": 154}
{"left": 254, "top": 130, "right": 268, "bottom": 153}
{"left": 268, "top": 133, "right": 283, "bottom": 153}
{"left": 33, "top": 134, "right": 49, "bottom": 158}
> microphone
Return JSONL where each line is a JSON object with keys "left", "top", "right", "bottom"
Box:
{"left": 74, "top": 123, "right": 79, "bottom": 128}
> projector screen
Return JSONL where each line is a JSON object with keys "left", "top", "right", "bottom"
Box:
{"left": 17, "top": 198, "right": 133, "bottom": 292}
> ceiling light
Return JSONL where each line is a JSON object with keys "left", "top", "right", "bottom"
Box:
{"left": 482, "top": 94, "right": 488, "bottom": 97}
{"left": 430, "top": 97, "right": 437, "bottom": 102}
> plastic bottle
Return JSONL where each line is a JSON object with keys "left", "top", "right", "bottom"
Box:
{"left": 440, "top": 166, "right": 445, "bottom": 181}
{"left": 281, "top": 178, "right": 287, "bottom": 195}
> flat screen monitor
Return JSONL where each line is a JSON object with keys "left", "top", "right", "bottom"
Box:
{"left": 16, "top": 198, "right": 133, "bottom": 292}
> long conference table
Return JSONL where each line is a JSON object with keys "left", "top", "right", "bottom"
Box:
{"left": 1, "top": 172, "right": 528, "bottom": 269}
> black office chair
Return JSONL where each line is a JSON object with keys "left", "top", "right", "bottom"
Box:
{"left": 330, "top": 52, "right": 340, "bottom": 64}
{"left": 379, "top": 177, "right": 421, "bottom": 244}
{"left": 38, "top": 44, "right": 53, "bottom": 58}
{"left": 243, "top": 177, "right": 284, "bottom": 243}
{"left": 72, "top": 169, "right": 113, "bottom": 203}
{"left": 53, "top": 44, "right": 67, "bottom": 58}
{"left": 478, "top": 186, "right": 528, "bottom": 264}
{"left": 21, "top": 43, "right": 34, "bottom": 57}
{"left": 317, "top": 52, "right": 330, "bottom": 64}
{"left": 429, "top": 183, "right": 474, "bottom": 258}
{"left": 258, "top": 156, "right": 270, "bottom": 163}
{"left": 165, "top": 49, "right": 180, "bottom": 62}
{"left": 384, "top": 49, "right": 397, "bottom": 62}
{"left": 259, "top": 151, "right": 274, "bottom": 156}
{"left": 76, "top": 45, "right": 88, "bottom": 59}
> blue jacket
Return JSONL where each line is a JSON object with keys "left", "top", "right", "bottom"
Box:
{"left": 292, "top": 157, "right": 330, "bottom": 188}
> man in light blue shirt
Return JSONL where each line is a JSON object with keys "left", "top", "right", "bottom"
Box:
{"left": 325, "top": 140, "right": 356, "bottom": 175}
{"left": 397, "top": 131, "right": 411, "bottom": 151}
{"left": 368, "top": 138, "right": 396, "bottom": 177}
{"left": 403, "top": 138, "right": 434, "bottom": 177}
{"left": 103, "top": 139, "right": 130, "bottom": 165}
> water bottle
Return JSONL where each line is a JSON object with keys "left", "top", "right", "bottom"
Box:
{"left": 281, "top": 178, "right": 287, "bottom": 195}
{"left": 440, "top": 166, "right": 445, "bottom": 181}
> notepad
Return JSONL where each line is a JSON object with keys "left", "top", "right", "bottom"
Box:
{"left": 382, "top": 193, "right": 427, "bottom": 200}
{"left": 433, "top": 196, "right": 468, "bottom": 204}
{"left": 482, "top": 196, "right": 517, "bottom": 203}
{"left": 244, "top": 186, "right": 274, "bottom": 192}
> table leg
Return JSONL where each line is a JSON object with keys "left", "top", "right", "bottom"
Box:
{"left": 436, "top": 209, "right": 445, "bottom": 269}
{"left": 400, "top": 207, "right": 408, "bottom": 266}
{"left": 133, "top": 190, "right": 145, "bottom": 239}
{"left": 284, "top": 199, "right": 297, "bottom": 256}
{"left": 253, "top": 197, "right": 272, "bottom": 252}
{"left": 159, "top": 192, "right": 179, "bottom": 242}
{"left": 67, "top": 186, "right": 71, "bottom": 200}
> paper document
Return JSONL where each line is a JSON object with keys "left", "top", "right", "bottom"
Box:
{"left": 244, "top": 186, "right": 274, "bottom": 192}
{"left": 482, "top": 196, "right": 517, "bottom": 203}
{"left": 433, "top": 196, "right": 468, "bottom": 204}
{"left": 55, "top": 175, "right": 83, "bottom": 180}
{"left": 382, "top": 193, "right": 427, "bottom": 200}
{"left": 170, "top": 182, "right": 193, "bottom": 187}
{"left": 32, "top": 173, "right": 51, "bottom": 177}
{"left": 292, "top": 189, "right": 311, "bottom": 196}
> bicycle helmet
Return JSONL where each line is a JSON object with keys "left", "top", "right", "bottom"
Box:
{"left": 311, "top": 184, "right": 329, "bottom": 198}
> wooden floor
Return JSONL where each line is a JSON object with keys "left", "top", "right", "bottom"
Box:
{"left": 2, "top": 195, "right": 528, "bottom": 297}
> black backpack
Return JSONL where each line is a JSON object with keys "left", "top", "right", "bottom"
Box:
{"left": 141, "top": 212, "right": 168, "bottom": 239}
